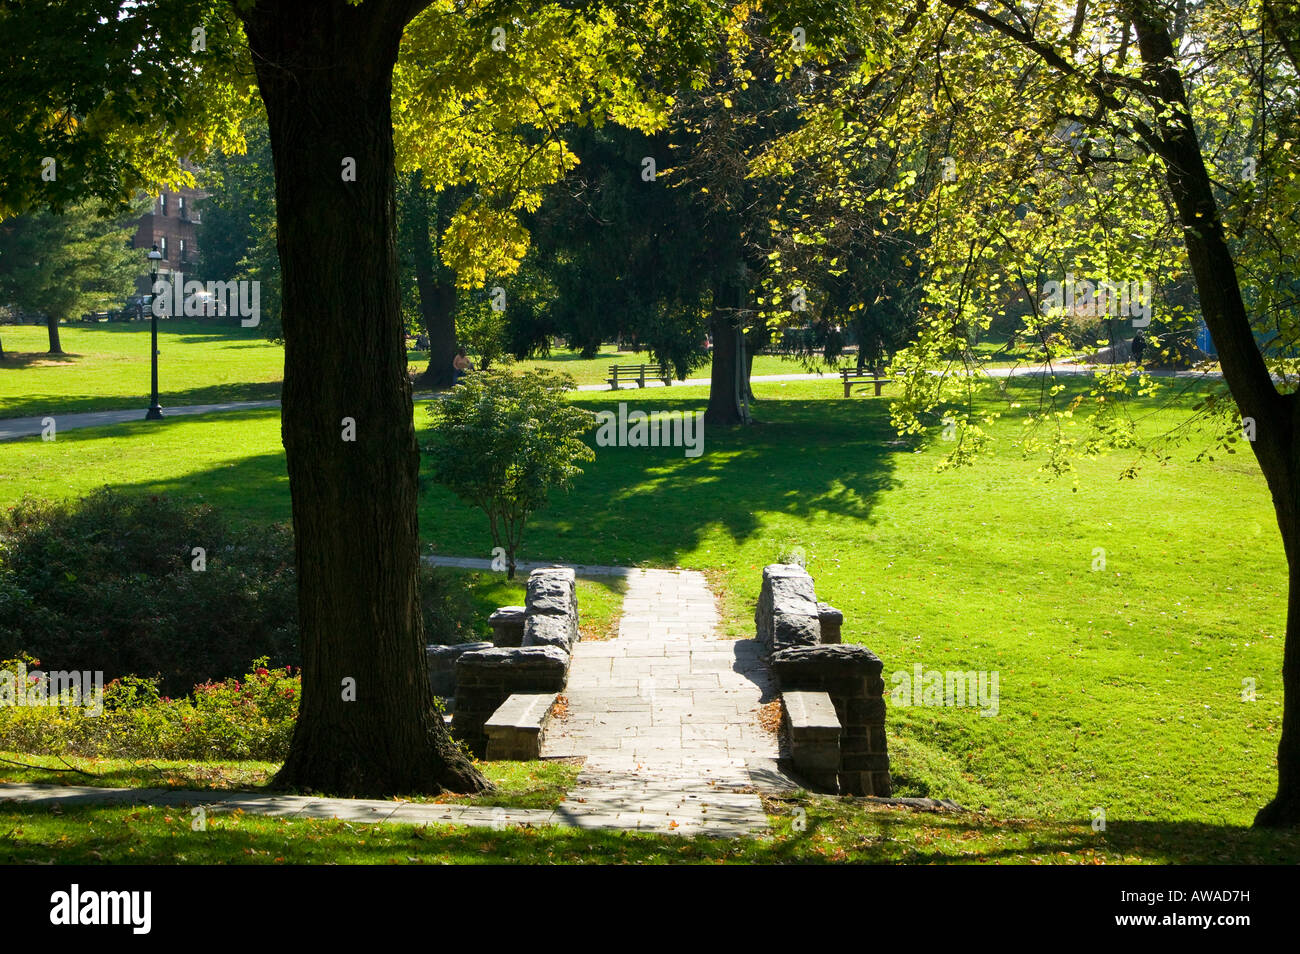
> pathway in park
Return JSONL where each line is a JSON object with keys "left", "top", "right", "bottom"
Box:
{"left": 0, "top": 568, "right": 786, "bottom": 837}
{"left": 541, "top": 568, "right": 780, "bottom": 836}
{"left": 0, "top": 360, "right": 1198, "bottom": 442}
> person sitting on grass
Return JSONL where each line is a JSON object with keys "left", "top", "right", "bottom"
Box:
{"left": 453, "top": 347, "right": 474, "bottom": 384}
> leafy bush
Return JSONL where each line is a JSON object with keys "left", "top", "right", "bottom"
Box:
{"left": 424, "top": 367, "right": 594, "bottom": 578}
{"left": 0, "top": 490, "right": 476, "bottom": 694}
{"left": 0, "top": 657, "right": 298, "bottom": 761}
{"left": 0, "top": 491, "right": 296, "bottom": 696}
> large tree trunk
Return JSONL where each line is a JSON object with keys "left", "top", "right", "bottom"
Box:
{"left": 1127, "top": 9, "right": 1300, "bottom": 825}
{"left": 705, "top": 310, "right": 745, "bottom": 425}
{"left": 241, "top": 0, "right": 487, "bottom": 797}
{"left": 409, "top": 174, "right": 459, "bottom": 389}
{"left": 45, "top": 314, "right": 62, "bottom": 354}
{"left": 705, "top": 277, "right": 751, "bottom": 425}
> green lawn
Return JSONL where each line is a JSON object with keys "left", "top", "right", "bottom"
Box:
{"left": 0, "top": 320, "right": 286, "bottom": 419}
{"left": 0, "top": 755, "right": 581, "bottom": 811}
{"left": 2, "top": 791, "right": 1296, "bottom": 864}
{"left": 0, "top": 373, "right": 1292, "bottom": 861}
{"left": 0, "top": 321, "right": 836, "bottom": 420}
{"left": 501, "top": 343, "right": 820, "bottom": 385}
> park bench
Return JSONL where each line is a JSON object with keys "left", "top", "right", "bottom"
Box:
{"left": 607, "top": 363, "right": 671, "bottom": 390}
{"left": 484, "top": 692, "right": 560, "bottom": 760}
{"left": 80, "top": 311, "right": 111, "bottom": 323}
{"left": 839, "top": 367, "right": 892, "bottom": 398}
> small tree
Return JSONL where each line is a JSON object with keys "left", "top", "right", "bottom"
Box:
{"left": 0, "top": 202, "right": 141, "bottom": 353}
{"left": 425, "top": 367, "right": 594, "bottom": 579}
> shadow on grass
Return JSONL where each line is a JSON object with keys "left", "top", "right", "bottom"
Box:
{"left": 418, "top": 394, "right": 907, "bottom": 568}
{"left": 2, "top": 801, "right": 1296, "bottom": 864}
{"left": 13, "top": 392, "right": 903, "bottom": 576}
{"left": 79, "top": 318, "right": 265, "bottom": 344}
{"left": 0, "top": 351, "right": 79, "bottom": 368}
{"left": 0, "top": 380, "right": 283, "bottom": 421}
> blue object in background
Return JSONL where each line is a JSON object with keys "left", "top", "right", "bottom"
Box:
{"left": 1197, "top": 319, "right": 1217, "bottom": 356}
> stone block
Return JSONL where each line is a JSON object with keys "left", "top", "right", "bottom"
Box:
{"left": 425, "top": 641, "right": 493, "bottom": 698}
{"left": 484, "top": 692, "right": 559, "bottom": 761}
{"left": 755, "top": 564, "right": 821, "bottom": 652}
{"left": 817, "top": 602, "right": 843, "bottom": 644}
{"left": 488, "top": 606, "right": 526, "bottom": 647}
{"left": 770, "top": 643, "right": 884, "bottom": 689}
{"left": 522, "top": 612, "right": 578, "bottom": 653}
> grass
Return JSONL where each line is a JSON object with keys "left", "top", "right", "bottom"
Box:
{"left": 0, "top": 319, "right": 286, "bottom": 419}
{"left": 0, "top": 321, "right": 833, "bottom": 420}
{"left": 2, "top": 791, "right": 1297, "bottom": 864}
{"left": 0, "top": 371, "right": 1292, "bottom": 861}
{"left": 0, "top": 754, "right": 581, "bottom": 812}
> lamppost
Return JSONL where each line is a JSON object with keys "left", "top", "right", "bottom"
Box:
{"left": 146, "top": 245, "right": 164, "bottom": 420}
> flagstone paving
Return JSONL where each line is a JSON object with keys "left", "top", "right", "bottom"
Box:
{"left": 543, "top": 568, "right": 781, "bottom": 836}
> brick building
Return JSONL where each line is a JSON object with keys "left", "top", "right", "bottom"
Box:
{"left": 131, "top": 184, "right": 207, "bottom": 295}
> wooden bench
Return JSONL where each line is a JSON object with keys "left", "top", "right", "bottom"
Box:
{"left": 781, "top": 690, "right": 842, "bottom": 792}
{"left": 607, "top": 363, "right": 671, "bottom": 390}
{"left": 484, "top": 692, "right": 560, "bottom": 760}
{"left": 839, "top": 368, "right": 892, "bottom": 398}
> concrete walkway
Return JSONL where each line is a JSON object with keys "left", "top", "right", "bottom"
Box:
{"left": 0, "top": 569, "right": 786, "bottom": 838}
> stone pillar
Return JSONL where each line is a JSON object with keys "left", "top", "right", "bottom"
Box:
{"left": 755, "top": 564, "right": 821, "bottom": 653}
{"left": 522, "top": 567, "right": 579, "bottom": 652}
{"left": 816, "top": 603, "right": 843, "bottom": 644}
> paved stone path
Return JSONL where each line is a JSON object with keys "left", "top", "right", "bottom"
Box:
{"left": 542, "top": 568, "right": 781, "bottom": 836}
{"left": 0, "top": 568, "right": 786, "bottom": 838}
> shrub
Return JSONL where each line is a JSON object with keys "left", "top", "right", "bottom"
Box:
{"left": 0, "top": 656, "right": 299, "bottom": 761}
{"left": 0, "top": 489, "right": 476, "bottom": 693}
{"left": 424, "top": 367, "right": 594, "bottom": 579}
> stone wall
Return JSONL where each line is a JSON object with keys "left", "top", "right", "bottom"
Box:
{"left": 453, "top": 646, "right": 569, "bottom": 756}
{"left": 452, "top": 567, "right": 580, "bottom": 756}
{"left": 426, "top": 641, "right": 493, "bottom": 698}
{"left": 771, "top": 644, "right": 891, "bottom": 797}
{"left": 754, "top": 564, "right": 821, "bottom": 652}
{"left": 758, "top": 564, "right": 890, "bottom": 797}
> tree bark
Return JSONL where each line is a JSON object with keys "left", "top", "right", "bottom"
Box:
{"left": 45, "top": 314, "right": 63, "bottom": 354}
{"left": 1126, "top": 9, "right": 1300, "bottom": 825}
{"left": 706, "top": 311, "right": 745, "bottom": 425}
{"left": 409, "top": 174, "right": 459, "bottom": 389}
{"left": 706, "top": 276, "right": 751, "bottom": 425}
{"left": 240, "top": 0, "right": 487, "bottom": 797}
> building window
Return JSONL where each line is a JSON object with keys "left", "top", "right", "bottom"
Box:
{"left": 159, "top": 194, "right": 167, "bottom": 216}
{"left": 158, "top": 236, "right": 167, "bottom": 259}
{"left": 179, "top": 239, "right": 186, "bottom": 260}
{"left": 178, "top": 196, "right": 186, "bottom": 219}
